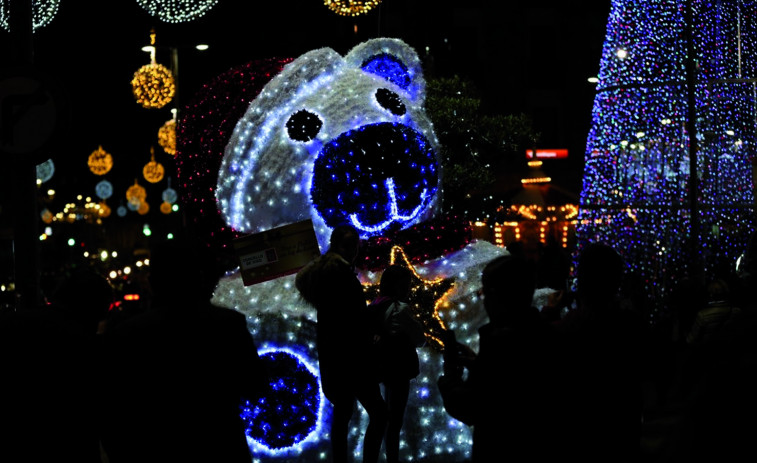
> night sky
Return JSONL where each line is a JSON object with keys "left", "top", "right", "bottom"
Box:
{"left": 1, "top": 0, "right": 611, "bottom": 250}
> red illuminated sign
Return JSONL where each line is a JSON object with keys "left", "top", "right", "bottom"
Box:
{"left": 525, "top": 149, "right": 568, "bottom": 159}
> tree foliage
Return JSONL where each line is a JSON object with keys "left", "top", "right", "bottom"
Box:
{"left": 425, "top": 75, "right": 539, "bottom": 214}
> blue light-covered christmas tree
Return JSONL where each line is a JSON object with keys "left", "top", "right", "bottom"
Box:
{"left": 577, "top": 0, "right": 757, "bottom": 311}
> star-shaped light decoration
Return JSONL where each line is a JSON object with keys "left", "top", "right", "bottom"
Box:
{"left": 363, "top": 245, "right": 455, "bottom": 351}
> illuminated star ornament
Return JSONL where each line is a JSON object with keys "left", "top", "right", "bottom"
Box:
{"left": 364, "top": 245, "right": 454, "bottom": 351}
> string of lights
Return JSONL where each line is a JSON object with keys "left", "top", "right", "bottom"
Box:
{"left": 577, "top": 0, "right": 757, "bottom": 314}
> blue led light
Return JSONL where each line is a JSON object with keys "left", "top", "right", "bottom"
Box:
{"left": 361, "top": 53, "right": 411, "bottom": 89}
{"left": 311, "top": 122, "right": 438, "bottom": 237}
{"left": 243, "top": 347, "right": 324, "bottom": 455}
{"left": 577, "top": 0, "right": 757, "bottom": 312}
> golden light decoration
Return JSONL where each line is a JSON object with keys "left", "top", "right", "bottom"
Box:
{"left": 88, "top": 145, "right": 113, "bottom": 176}
{"left": 158, "top": 117, "right": 176, "bottom": 155}
{"left": 160, "top": 201, "right": 172, "bottom": 214}
{"left": 40, "top": 208, "right": 53, "bottom": 224}
{"left": 143, "top": 146, "right": 165, "bottom": 183}
{"left": 137, "top": 201, "right": 150, "bottom": 215}
{"left": 324, "top": 0, "right": 381, "bottom": 16}
{"left": 363, "top": 245, "right": 455, "bottom": 352}
{"left": 98, "top": 201, "right": 111, "bottom": 218}
{"left": 126, "top": 179, "right": 147, "bottom": 205}
{"left": 131, "top": 30, "right": 175, "bottom": 109}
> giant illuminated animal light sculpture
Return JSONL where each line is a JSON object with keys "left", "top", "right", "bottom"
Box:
{"left": 177, "top": 38, "right": 504, "bottom": 462}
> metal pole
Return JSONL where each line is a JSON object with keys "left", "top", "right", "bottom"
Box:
{"left": 8, "top": 0, "right": 41, "bottom": 310}
{"left": 684, "top": 0, "right": 701, "bottom": 282}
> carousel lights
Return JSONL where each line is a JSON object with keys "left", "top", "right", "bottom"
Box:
{"left": 520, "top": 176, "right": 551, "bottom": 184}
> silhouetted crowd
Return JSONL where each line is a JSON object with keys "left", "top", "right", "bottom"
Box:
{"left": 2, "top": 226, "right": 756, "bottom": 462}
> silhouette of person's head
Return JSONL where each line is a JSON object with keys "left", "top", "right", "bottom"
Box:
{"left": 706, "top": 278, "right": 730, "bottom": 304}
{"left": 481, "top": 254, "right": 535, "bottom": 326}
{"left": 149, "top": 238, "right": 221, "bottom": 308}
{"left": 328, "top": 224, "right": 361, "bottom": 265}
{"left": 576, "top": 242, "right": 624, "bottom": 308}
{"left": 49, "top": 266, "right": 114, "bottom": 333}
{"left": 379, "top": 265, "right": 413, "bottom": 301}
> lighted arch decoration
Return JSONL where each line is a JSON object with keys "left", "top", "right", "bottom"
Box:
{"left": 323, "top": 0, "right": 381, "bottom": 17}
{"left": 0, "top": 0, "right": 59, "bottom": 32}
{"left": 135, "top": 0, "right": 218, "bottom": 23}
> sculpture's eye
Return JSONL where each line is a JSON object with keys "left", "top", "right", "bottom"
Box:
{"left": 375, "top": 88, "right": 406, "bottom": 116}
{"left": 286, "top": 110, "right": 322, "bottom": 142}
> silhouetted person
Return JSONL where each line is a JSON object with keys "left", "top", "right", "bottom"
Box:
{"left": 296, "top": 224, "right": 388, "bottom": 463}
{"left": 0, "top": 265, "right": 114, "bottom": 463}
{"left": 367, "top": 264, "right": 426, "bottom": 463}
{"left": 659, "top": 262, "right": 757, "bottom": 462}
{"left": 100, "top": 238, "right": 269, "bottom": 463}
{"left": 556, "top": 242, "right": 644, "bottom": 462}
{"left": 437, "top": 253, "right": 565, "bottom": 461}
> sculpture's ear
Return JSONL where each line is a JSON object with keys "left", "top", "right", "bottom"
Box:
{"left": 345, "top": 38, "right": 426, "bottom": 103}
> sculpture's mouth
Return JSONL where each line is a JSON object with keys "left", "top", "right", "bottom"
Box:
{"left": 310, "top": 122, "right": 438, "bottom": 235}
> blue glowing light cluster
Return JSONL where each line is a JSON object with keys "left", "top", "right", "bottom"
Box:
{"left": 577, "top": 0, "right": 757, "bottom": 310}
{"left": 311, "top": 122, "right": 438, "bottom": 234}
{"left": 243, "top": 348, "right": 324, "bottom": 455}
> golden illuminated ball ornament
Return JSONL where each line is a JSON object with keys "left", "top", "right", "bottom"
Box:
{"left": 158, "top": 118, "right": 176, "bottom": 155}
{"left": 363, "top": 245, "right": 455, "bottom": 351}
{"left": 131, "top": 30, "right": 175, "bottom": 109}
{"left": 126, "top": 179, "right": 147, "bottom": 205}
{"left": 143, "top": 147, "right": 165, "bottom": 183}
{"left": 160, "top": 201, "right": 172, "bottom": 214}
{"left": 132, "top": 63, "right": 175, "bottom": 109}
{"left": 40, "top": 208, "right": 53, "bottom": 224}
{"left": 137, "top": 201, "right": 150, "bottom": 215}
{"left": 88, "top": 145, "right": 113, "bottom": 175}
{"left": 323, "top": 0, "right": 381, "bottom": 16}
{"left": 98, "top": 201, "right": 111, "bottom": 218}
